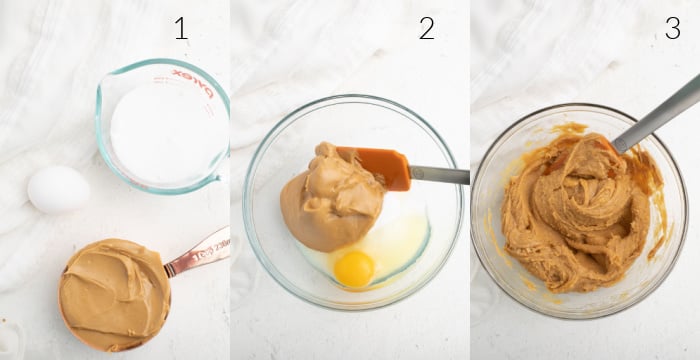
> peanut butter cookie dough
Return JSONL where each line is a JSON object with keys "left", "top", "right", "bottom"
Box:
{"left": 501, "top": 132, "right": 663, "bottom": 293}
{"left": 59, "top": 239, "right": 170, "bottom": 352}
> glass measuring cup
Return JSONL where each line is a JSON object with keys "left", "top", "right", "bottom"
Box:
{"left": 96, "top": 58, "right": 230, "bottom": 195}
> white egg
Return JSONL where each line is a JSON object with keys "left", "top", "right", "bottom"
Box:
{"left": 297, "top": 192, "right": 430, "bottom": 289}
{"left": 27, "top": 166, "right": 90, "bottom": 214}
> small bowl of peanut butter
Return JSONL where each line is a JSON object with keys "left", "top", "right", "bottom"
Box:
{"left": 58, "top": 227, "right": 230, "bottom": 351}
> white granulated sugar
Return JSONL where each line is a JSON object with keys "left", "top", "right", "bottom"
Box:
{"left": 110, "top": 83, "right": 228, "bottom": 187}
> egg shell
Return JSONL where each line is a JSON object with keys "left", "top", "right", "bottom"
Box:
{"left": 27, "top": 166, "right": 90, "bottom": 214}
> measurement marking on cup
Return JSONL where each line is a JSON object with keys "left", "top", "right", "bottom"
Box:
{"left": 171, "top": 69, "right": 214, "bottom": 99}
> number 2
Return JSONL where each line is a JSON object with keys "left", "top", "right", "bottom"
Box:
{"left": 175, "top": 17, "right": 188, "bottom": 40}
{"left": 666, "top": 17, "right": 679, "bottom": 39}
{"left": 420, "top": 17, "right": 435, "bottom": 39}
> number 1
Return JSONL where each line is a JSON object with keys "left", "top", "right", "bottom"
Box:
{"left": 176, "top": 17, "right": 188, "bottom": 40}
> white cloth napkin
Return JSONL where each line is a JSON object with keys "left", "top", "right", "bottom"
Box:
{"left": 0, "top": 0, "right": 169, "bottom": 293}
{"left": 229, "top": 0, "right": 403, "bottom": 201}
{"left": 471, "top": 0, "right": 650, "bottom": 167}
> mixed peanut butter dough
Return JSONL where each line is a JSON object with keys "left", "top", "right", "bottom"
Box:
{"left": 59, "top": 239, "right": 170, "bottom": 352}
{"left": 501, "top": 132, "right": 663, "bottom": 293}
{"left": 280, "top": 142, "right": 386, "bottom": 252}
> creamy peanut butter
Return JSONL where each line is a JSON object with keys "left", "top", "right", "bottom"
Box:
{"left": 501, "top": 132, "right": 663, "bottom": 293}
{"left": 280, "top": 142, "right": 386, "bottom": 252}
{"left": 58, "top": 239, "right": 171, "bottom": 352}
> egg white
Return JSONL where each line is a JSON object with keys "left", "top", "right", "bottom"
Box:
{"left": 297, "top": 192, "right": 430, "bottom": 288}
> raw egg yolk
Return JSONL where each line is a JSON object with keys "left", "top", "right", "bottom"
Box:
{"left": 333, "top": 251, "right": 375, "bottom": 288}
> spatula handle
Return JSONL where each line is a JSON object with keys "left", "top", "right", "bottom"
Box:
{"left": 409, "top": 166, "right": 470, "bottom": 185}
{"left": 613, "top": 73, "right": 700, "bottom": 153}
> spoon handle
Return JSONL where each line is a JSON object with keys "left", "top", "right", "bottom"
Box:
{"left": 164, "top": 226, "right": 230, "bottom": 278}
{"left": 613, "top": 73, "right": 700, "bottom": 153}
{"left": 409, "top": 166, "right": 470, "bottom": 185}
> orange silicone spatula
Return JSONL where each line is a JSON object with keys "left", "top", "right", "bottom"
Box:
{"left": 337, "top": 146, "right": 470, "bottom": 191}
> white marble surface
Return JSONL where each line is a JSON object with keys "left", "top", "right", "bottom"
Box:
{"left": 471, "top": 1, "right": 700, "bottom": 359}
{"left": 0, "top": 1, "right": 230, "bottom": 359}
{"left": 230, "top": 1, "right": 469, "bottom": 359}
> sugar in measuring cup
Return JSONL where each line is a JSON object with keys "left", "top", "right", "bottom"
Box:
{"left": 96, "top": 58, "right": 229, "bottom": 195}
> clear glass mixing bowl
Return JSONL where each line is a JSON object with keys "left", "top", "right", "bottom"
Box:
{"left": 471, "top": 103, "right": 688, "bottom": 319}
{"left": 244, "top": 94, "right": 464, "bottom": 310}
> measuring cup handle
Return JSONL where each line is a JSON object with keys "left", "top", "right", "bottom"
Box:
{"left": 164, "top": 226, "right": 231, "bottom": 278}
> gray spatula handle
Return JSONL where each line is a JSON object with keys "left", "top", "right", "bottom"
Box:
{"left": 613, "top": 73, "right": 700, "bottom": 154}
{"left": 409, "top": 166, "right": 470, "bottom": 185}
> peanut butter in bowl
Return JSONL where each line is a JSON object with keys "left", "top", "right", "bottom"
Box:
{"left": 279, "top": 142, "right": 431, "bottom": 290}
{"left": 58, "top": 239, "right": 171, "bottom": 352}
{"left": 280, "top": 141, "right": 387, "bottom": 253}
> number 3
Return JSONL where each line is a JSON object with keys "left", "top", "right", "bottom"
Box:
{"left": 666, "top": 17, "right": 680, "bottom": 39}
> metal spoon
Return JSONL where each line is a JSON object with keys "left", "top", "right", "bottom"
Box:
{"left": 612, "top": 73, "right": 700, "bottom": 154}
